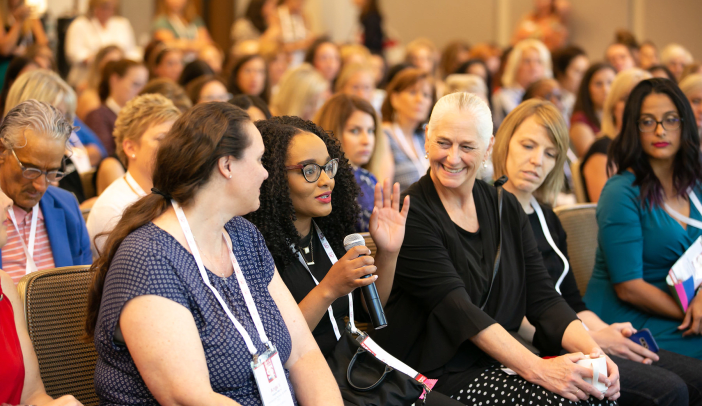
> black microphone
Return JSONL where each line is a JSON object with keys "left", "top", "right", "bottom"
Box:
{"left": 343, "top": 233, "right": 387, "bottom": 330}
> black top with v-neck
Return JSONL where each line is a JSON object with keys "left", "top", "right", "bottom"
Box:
{"left": 371, "top": 172, "right": 578, "bottom": 380}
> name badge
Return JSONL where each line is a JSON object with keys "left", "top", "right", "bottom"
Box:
{"left": 251, "top": 344, "right": 295, "bottom": 406}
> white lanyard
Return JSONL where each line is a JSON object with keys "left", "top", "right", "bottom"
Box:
{"left": 389, "top": 124, "right": 428, "bottom": 178}
{"left": 291, "top": 222, "right": 356, "bottom": 340}
{"left": 124, "top": 172, "right": 146, "bottom": 197}
{"left": 8, "top": 205, "right": 39, "bottom": 274}
{"left": 530, "top": 197, "right": 569, "bottom": 294}
{"left": 172, "top": 201, "right": 271, "bottom": 355}
{"left": 664, "top": 188, "right": 702, "bottom": 230}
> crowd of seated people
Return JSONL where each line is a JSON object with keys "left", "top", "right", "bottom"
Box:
{"left": 2, "top": 0, "right": 702, "bottom": 404}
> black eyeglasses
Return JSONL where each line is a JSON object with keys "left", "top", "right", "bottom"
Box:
{"left": 638, "top": 114, "right": 682, "bottom": 133}
{"left": 285, "top": 158, "right": 339, "bottom": 183}
{"left": 11, "top": 149, "right": 65, "bottom": 182}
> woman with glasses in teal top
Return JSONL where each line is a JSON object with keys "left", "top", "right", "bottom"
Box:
{"left": 584, "top": 78, "right": 702, "bottom": 360}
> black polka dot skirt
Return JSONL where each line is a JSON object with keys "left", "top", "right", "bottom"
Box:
{"left": 449, "top": 364, "right": 617, "bottom": 405}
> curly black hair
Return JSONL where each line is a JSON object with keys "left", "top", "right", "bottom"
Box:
{"left": 245, "top": 116, "right": 360, "bottom": 271}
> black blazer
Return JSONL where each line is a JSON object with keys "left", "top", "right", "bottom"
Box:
{"left": 371, "top": 173, "right": 577, "bottom": 376}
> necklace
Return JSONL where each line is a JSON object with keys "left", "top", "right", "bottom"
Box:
{"left": 300, "top": 240, "right": 314, "bottom": 266}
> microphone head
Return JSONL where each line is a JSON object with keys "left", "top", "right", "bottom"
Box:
{"left": 343, "top": 233, "right": 366, "bottom": 251}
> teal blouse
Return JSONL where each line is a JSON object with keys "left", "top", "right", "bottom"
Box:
{"left": 584, "top": 171, "right": 702, "bottom": 359}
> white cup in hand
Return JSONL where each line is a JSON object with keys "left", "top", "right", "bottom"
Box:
{"left": 576, "top": 355, "right": 608, "bottom": 393}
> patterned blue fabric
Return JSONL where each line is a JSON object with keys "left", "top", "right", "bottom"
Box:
{"left": 354, "top": 167, "right": 377, "bottom": 232}
{"left": 94, "top": 218, "right": 296, "bottom": 405}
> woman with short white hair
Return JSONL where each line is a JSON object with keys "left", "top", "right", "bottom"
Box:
{"left": 372, "top": 92, "right": 620, "bottom": 405}
{"left": 660, "top": 43, "right": 692, "bottom": 82}
{"left": 492, "top": 39, "right": 552, "bottom": 128}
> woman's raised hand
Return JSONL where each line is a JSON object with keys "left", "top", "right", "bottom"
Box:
{"left": 368, "top": 178, "right": 410, "bottom": 254}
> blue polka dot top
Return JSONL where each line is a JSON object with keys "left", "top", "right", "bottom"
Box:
{"left": 93, "top": 217, "right": 296, "bottom": 405}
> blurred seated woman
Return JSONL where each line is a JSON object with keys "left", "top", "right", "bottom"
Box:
{"left": 84, "top": 59, "right": 148, "bottom": 156}
{"left": 228, "top": 54, "right": 269, "bottom": 103}
{"left": 230, "top": 94, "right": 271, "bottom": 122}
{"left": 0, "top": 0, "right": 47, "bottom": 89}
{"left": 660, "top": 43, "right": 692, "bottom": 82}
{"left": 551, "top": 45, "right": 589, "bottom": 118}
{"left": 522, "top": 78, "right": 565, "bottom": 117}
{"left": 372, "top": 92, "right": 621, "bottom": 405}
{"left": 87, "top": 94, "right": 179, "bottom": 256}
{"left": 1, "top": 189, "right": 81, "bottom": 405}
{"left": 270, "top": 63, "right": 329, "bottom": 120}
{"left": 65, "top": 0, "right": 138, "bottom": 87}
{"left": 678, "top": 73, "right": 702, "bottom": 138}
{"left": 648, "top": 65, "right": 675, "bottom": 82}
{"left": 75, "top": 45, "right": 124, "bottom": 121}
{"left": 382, "top": 68, "right": 433, "bottom": 192}
{"left": 304, "top": 38, "right": 341, "bottom": 89}
{"left": 147, "top": 44, "right": 184, "bottom": 82}
{"left": 580, "top": 68, "right": 651, "bottom": 202}
{"left": 314, "top": 93, "right": 390, "bottom": 231}
{"left": 569, "top": 63, "right": 616, "bottom": 157}
{"left": 583, "top": 78, "right": 702, "bottom": 360}
{"left": 492, "top": 39, "right": 551, "bottom": 128}
{"left": 85, "top": 102, "right": 342, "bottom": 405}
{"left": 152, "top": 0, "right": 212, "bottom": 55}
{"left": 499, "top": 99, "right": 702, "bottom": 406}
{"left": 334, "top": 63, "right": 376, "bottom": 105}
{"left": 186, "top": 75, "right": 230, "bottom": 105}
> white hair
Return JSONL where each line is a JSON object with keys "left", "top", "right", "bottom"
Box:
{"left": 427, "top": 92, "right": 493, "bottom": 144}
{"left": 661, "top": 43, "right": 693, "bottom": 65}
{"left": 0, "top": 100, "right": 72, "bottom": 149}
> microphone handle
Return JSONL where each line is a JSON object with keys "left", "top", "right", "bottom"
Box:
{"left": 360, "top": 274, "right": 387, "bottom": 330}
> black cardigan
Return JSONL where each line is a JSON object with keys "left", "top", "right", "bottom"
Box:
{"left": 371, "top": 173, "right": 578, "bottom": 376}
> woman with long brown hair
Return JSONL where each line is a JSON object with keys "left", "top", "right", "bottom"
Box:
{"left": 85, "top": 102, "right": 341, "bottom": 405}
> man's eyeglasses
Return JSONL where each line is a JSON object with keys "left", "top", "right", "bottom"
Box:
{"left": 11, "top": 149, "right": 65, "bottom": 182}
{"left": 285, "top": 158, "right": 339, "bottom": 183}
{"left": 638, "top": 114, "right": 682, "bottom": 133}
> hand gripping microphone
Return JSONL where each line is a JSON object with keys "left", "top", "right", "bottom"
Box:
{"left": 343, "top": 233, "right": 387, "bottom": 330}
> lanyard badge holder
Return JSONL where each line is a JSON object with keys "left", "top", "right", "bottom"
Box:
{"left": 8, "top": 204, "right": 39, "bottom": 275}
{"left": 172, "top": 201, "right": 294, "bottom": 406}
{"left": 291, "top": 222, "right": 432, "bottom": 392}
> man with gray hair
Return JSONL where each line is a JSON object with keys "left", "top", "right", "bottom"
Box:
{"left": 0, "top": 100, "right": 91, "bottom": 283}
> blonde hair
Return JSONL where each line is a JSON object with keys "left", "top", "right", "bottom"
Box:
{"left": 405, "top": 37, "right": 438, "bottom": 74}
{"left": 600, "top": 68, "right": 651, "bottom": 137}
{"left": 492, "top": 99, "right": 568, "bottom": 204}
{"left": 427, "top": 92, "right": 492, "bottom": 145}
{"left": 501, "top": 39, "right": 552, "bottom": 89}
{"left": 113, "top": 93, "right": 180, "bottom": 168}
{"left": 270, "top": 64, "right": 328, "bottom": 118}
{"left": 334, "top": 63, "right": 374, "bottom": 93}
{"left": 314, "top": 93, "right": 387, "bottom": 177}
{"left": 5, "top": 69, "right": 76, "bottom": 122}
{"left": 679, "top": 73, "right": 702, "bottom": 97}
{"left": 444, "top": 74, "right": 487, "bottom": 98}
{"left": 661, "top": 43, "right": 693, "bottom": 66}
{"left": 339, "top": 44, "right": 371, "bottom": 65}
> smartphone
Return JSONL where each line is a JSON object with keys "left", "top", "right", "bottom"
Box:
{"left": 629, "top": 328, "right": 659, "bottom": 353}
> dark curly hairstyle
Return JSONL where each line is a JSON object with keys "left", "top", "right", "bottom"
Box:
{"left": 245, "top": 116, "right": 360, "bottom": 271}
{"left": 608, "top": 78, "right": 702, "bottom": 207}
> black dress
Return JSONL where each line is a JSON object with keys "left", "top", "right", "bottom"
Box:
{"left": 529, "top": 202, "right": 702, "bottom": 406}
{"left": 371, "top": 173, "right": 615, "bottom": 405}
{"left": 580, "top": 137, "right": 611, "bottom": 202}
